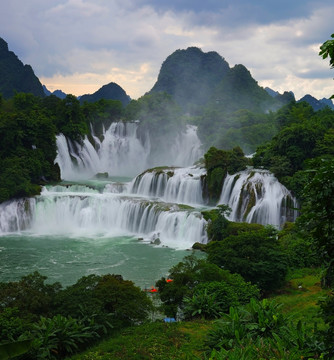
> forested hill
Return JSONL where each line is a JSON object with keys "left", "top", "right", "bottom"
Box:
{"left": 79, "top": 82, "right": 131, "bottom": 106}
{"left": 0, "top": 37, "right": 45, "bottom": 99}
{"left": 149, "top": 47, "right": 230, "bottom": 112}
{"left": 149, "top": 46, "right": 292, "bottom": 114}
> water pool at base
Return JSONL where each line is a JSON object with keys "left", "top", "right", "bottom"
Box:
{"left": 0, "top": 234, "right": 193, "bottom": 288}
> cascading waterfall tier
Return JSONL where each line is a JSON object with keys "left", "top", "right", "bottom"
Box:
{"left": 55, "top": 122, "right": 151, "bottom": 180}
{"left": 0, "top": 184, "right": 208, "bottom": 250}
{"left": 0, "top": 198, "right": 35, "bottom": 234}
{"left": 55, "top": 122, "right": 203, "bottom": 181}
{"left": 218, "top": 169, "right": 298, "bottom": 228}
{"left": 129, "top": 165, "right": 206, "bottom": 206}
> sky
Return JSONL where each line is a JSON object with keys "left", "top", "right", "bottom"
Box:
{"left": 0, "top": 0, "right": 333, "bottom": 100}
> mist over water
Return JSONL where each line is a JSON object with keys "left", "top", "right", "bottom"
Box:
{"left": 56, "top": 122, "right": 203, "bottom": 181}
{"left": 0, "top": 123, "right": 298, "bottom": 286}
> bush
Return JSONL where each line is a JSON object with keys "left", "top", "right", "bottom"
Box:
{"left": 206, "top": 226, "right": 288, "bottom": 292}
{"left": 0, "top": 272, "right": 61, "bottom": 320}
{"left": 206, "top": 298, "right": 324, "bottom": 359}
{"left": 156, "top": 254, "right": 259, "bottom": 319}
{"left": 54, "top": 274, "right": 153, "bottom": 329}
{"left": 31, "top": 315, "right": 98, "bottom": 359}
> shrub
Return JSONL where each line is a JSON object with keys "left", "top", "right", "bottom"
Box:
{"left": 206, "top": 226, "right": 288, "bottom": 292}
{"left": 156, "top": 254, "right": 259, "bottom": 319}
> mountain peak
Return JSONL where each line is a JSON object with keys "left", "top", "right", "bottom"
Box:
{"left": 79, "top": 82, "right": 131, "bottom": 106}
{"left": 149, "top": 47, "right": 230, "bottom": 112}
{"left": 0, "top": 37, "right": 45, "bottom": 98}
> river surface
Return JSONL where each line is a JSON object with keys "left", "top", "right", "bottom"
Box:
{"left": 0, "top": 233, "right": 191, "bottom": 288}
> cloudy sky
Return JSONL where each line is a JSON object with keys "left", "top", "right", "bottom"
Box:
{"left": 1, "top": 0, "right": 333, "bottom": 100}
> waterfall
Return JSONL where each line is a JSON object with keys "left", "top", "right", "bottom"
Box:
{"left": 55, "top": 123, "right": 203, "bottom": 181}
{"left": 55, "top": 122, "right": 151, "bottom": 180}
{"left": 0, "top": 184, "right": 207, "bottom": 249}
{"left": 218, "top": 169, "right": 298, "bottom": 228}
{"left": 0, "top": 198, "right": 35, "bottom": 233}
{"left": 169, "top": 125, "right": 203, "bottom": 167}
{"left": 129, "top": 165, "right": 206, "bottom": 206}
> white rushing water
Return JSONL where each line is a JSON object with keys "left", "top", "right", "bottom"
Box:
{"left": 218, "top": 169, "right": 298, "bottom": 228}
{"left": 55, "top": 122, "right": 151, "bottom": 180}
{"left": 0, "top": 183, "right": 208, "bottom": 250}
{"left": 129, "top": 165, "right": 206, "bottom": 206}
{"left": 55, "top": 122, "right": 203, "bottom": 181}
{"left": 1, "top": 123, "right": 207, "bottom": 252}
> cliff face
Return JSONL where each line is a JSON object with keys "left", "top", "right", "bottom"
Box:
{"left": 0, "top": 37, "right": 45, "bottom": 99}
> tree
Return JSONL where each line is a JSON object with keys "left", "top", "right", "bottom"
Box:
{"left": 319, "top": 33, "right": 334, "bottom": 98}
{"left": 0, "top": 272, "right": 61, "bottom": 320}
{"left": 206, "top": 225, "right": 288, "bottom": 292}
{"left": 54, "top": 274, "right": 152, "bottom": 329}
{"left": 156, "top": 254, "right": 259, "bottom": 318}
{"left": 297, "top": 158, "right": 334, "bottom": 359}
{"left": 298, "top": 159, "right": 334, "bottom": 286}
{"left": 203, "top": 146, "right": 248, "bottom": 203}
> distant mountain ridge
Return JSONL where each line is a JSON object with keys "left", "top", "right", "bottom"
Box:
{"left": 0, "top": 37, "right": 45, "bottom": 98}
{"left": 297, "top": 94, "right": 334, "bottom": 111}
{"left": 1, "top": 37, "right": 333, "bottom": 113}
{"left": 43, "top": 85, "right": 67, "bottom": 99}
{"left": 79, "top": 82, "right": 131, "bottom": 106}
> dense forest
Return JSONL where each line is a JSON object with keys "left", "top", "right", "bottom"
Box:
{"left": 0, "top": 34, "right": 334, "bottom": 359}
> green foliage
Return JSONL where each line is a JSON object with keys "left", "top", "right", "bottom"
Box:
{"left": 0, "top": 91, "right": 129, "bottom": 204}
{"left": 82, "top": 98, "right": 123, "bottom": 135}
{"left": 206, "top": 298, "right": 324, "bottom": 359}
{"left": 297, "top": 158, "right": 334, "bottom": 358}
{"left": 156, "top": 254, "right": 259, "bottom": 319}
{"left": 67, "top": 320, "right": 212, "bottom": 360}
{"left": 0, "top": 340, "right": 32, "bottom": 360}
{"left": 0, "top": 307, "right": 31, "bottom": 342}
{"left": 206, "top": 225, "right": 288, "bottom": 292}
{"left": 0, "top": 93, "right": 61, "bottom": 202}
{"left": 278, "top": 223, "right": 319, "bottom": 269}
{"left": 183, "top": 284, "right": 226, "bottom": 320}
{"left": 54, "top": 274, "right": 152, "bottom": 329}
{"left": 0, "top": 272, "right": 61, "bottom": 321}
{"left": 183, "top": 281, "right": 239, "bottom": 320}
{"left": 204, "top": 206, "right": 231, "bottom": 242}
{"left": 298, "top": 159, "right": 334, "bottom": 287}
{"left": 319, "top": 33, "right": 334, "bottom": 69}
{"left": 0, "top": 271, "right": 152, "bottom": 359}
{"left": 253, "top": 102, "right": 334, "bottom": 198}
{"left": 320, "top": 295, "right": 334, "bottom": 358}
{"left": 204, "top": 146, "right": 248, "bottom": 203}
{"left": 56, "top": 95, "right": 88, "bottom": 141}
{"left": 31, "top": 315, "right": 98, "bottom": 359}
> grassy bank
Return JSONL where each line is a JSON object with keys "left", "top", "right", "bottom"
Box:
{"left": 67, "top": 269, "right": 327, "bottom": 360}
{"left": 68, "top": 320, "right": 211, "bottom": 360}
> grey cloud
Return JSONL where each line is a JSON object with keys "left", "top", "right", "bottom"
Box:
{"left": 297, "top": 69, "right": 334, "bottom": 79}
{"left": 0, "top": 0, "right": 333, "bottom": 99}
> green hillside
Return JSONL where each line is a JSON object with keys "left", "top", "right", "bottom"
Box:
{"left": 0, "top": 38, "right": 45, "bottom": 99}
